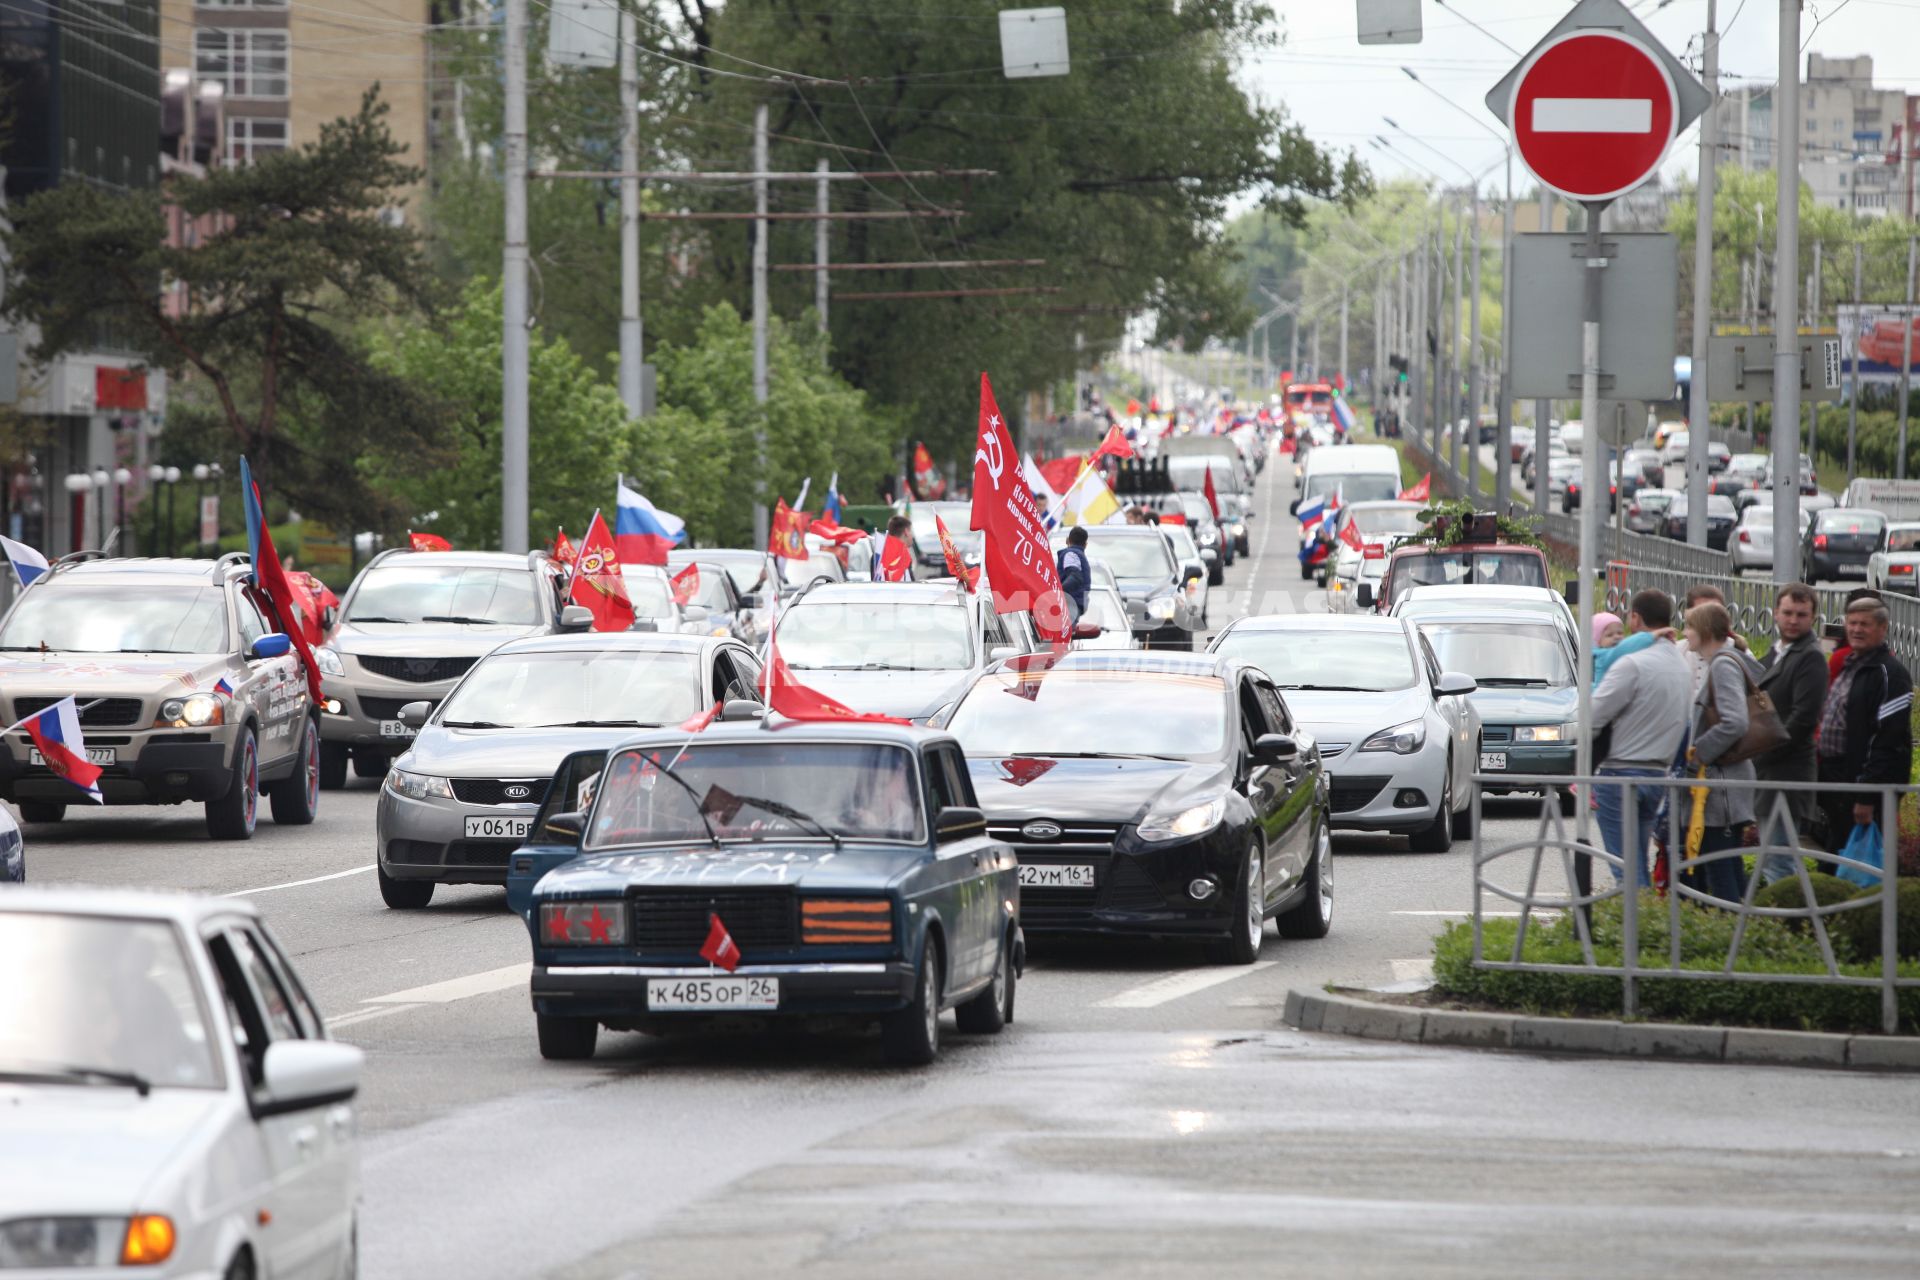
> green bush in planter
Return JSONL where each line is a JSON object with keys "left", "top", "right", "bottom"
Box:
{"left": 1831, "top": 879, "right": 1920, "bottom": 963}
{"left": 1752, "top": 873, "right": 1859, "bottom": 929}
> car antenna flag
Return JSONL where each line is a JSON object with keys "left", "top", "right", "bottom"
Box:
{"left": 701, "top": 913, "right": 742, "bottom": 972}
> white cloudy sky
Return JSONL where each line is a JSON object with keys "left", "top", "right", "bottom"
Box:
{"left": 1243, "top": 0, "right": 1920, "bottom": 192}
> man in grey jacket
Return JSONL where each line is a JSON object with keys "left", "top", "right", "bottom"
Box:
{"left": 1590, "top": 588, "right": 1694, "bottom": 886}
{"left": 1686, "top": 601, "right": 1769, "bottom": 904}
{"left": 1754, "top": 583, "right": 1828, "bottom": 882}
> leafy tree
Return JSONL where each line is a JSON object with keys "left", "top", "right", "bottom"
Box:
{"left": 0, "top": 92, "right": 447, "bottom": 528}
{"left": 365, "top": 279, "right": 636, "bottom": 548}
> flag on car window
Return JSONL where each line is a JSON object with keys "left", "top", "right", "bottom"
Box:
{"left": 933, "top": 513, "right": 979, "bottom": 592}
{"left": 1203, "top": 465, "right": 1222, "bottom": 521}
{"left": 808, "top": 518, "right": 865, "bottom": 546}
{"left": 679, "top": 701, "right": 723, "bottom": 734}
{"left": 4, "top": 696, "right": 103, "bottom": 803}
{"left": 551, "top": 526, "right": 577, "bottom": 568}
{"left": 568, "top": 509, "right": 635, "bottom": 632}
{"left": 1089, "top": 423, "right": 1135, "bottom": 464}
{"left": 701, "top": 913, "right": 742, "bottom": 971}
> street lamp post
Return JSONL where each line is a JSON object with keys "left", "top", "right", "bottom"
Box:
{"left": 63, "top": 473, "right": 93, "bottom": 552}
{"left": 113, "top": 468, "right": 131, "bottom": 552}
{"left": 90, "top": 469, "right": 110, "bottom": 550}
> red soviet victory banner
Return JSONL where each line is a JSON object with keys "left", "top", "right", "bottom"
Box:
{"left": 968, "top": 372, "right": 1069, "bottom": 643}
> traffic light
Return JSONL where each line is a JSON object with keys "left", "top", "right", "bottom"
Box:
{"left": 1388, "top": 354, "right": 1409, "bottom": 385}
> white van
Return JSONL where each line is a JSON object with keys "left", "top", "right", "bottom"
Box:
{"left": 1294, "top": 443, "right": 1402, "bottom": 514}
{"left": 1842, "top": 478, "right": 1920, "bottom": 521}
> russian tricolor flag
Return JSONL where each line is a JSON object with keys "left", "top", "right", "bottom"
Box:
{"left": 1331, "top": 395, "right": 1356, "bottom": 433}
{"left": 1, "top": 535, "right": 50, "bottom": 588}
{"left": 822, "top": 472, "right": 844, "bottom": 524}
{"left": 7, "top": 696, "right": 104, "bottom": 803}
{"left": 614, "top": 482, "right": 686, "bottom": 567}
{"left": 1295, "top": 492, "right": 1330, "bottom": 529}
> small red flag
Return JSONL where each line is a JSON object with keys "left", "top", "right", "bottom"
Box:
{"left": 1339, "top": 519, "right": 1365, "bottom": 553}
{"left": 552, "top": 527, "right": 576, "bottom": 568}
{"left": 700, "top": 913, "right": 742, "bottom": 972}
{"left": 1090, "top": 423, "right": 1135, "bottom": 463}
{"left": 932, "top": 513, "right": 978, "bottom": 592}
{"left": 1202, "top": 465, "right": 1221, "bottom": 521}
{"left": 409, "top": 531, "right": 452, "bottom": 552}
{"left": 809, "top": 518, "right": 866, "bottom": 546}
{"left": 769, "top": 500, "right": 811, "bottom": 560}
{"left": 759, "top": 630, "right": 911, "bottom": 725}
{"left": 670, "top": 561, "right": 700, "bottom": 606}
{"left": 568, "top": 509, "right": 635, "bottom": 632}
{"left": 1399, "top": 473, "right": 1431, "bottom": 503}
{"left": 679, "top": 700, "right": 722, "bottom": 733}
{"left": 880, "top": 534, "right": 913, "bottom": 583}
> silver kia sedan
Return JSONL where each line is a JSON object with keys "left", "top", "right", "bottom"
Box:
{"left": 373, "top": 632, "right": 764, "bottom": 908}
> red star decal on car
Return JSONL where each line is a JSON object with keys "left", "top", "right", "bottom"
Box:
{"left": 583, "top": 907, "right": 614, "bottom": 944}
{"left": 547, "top": 910, "right": 571, "bottom": 943}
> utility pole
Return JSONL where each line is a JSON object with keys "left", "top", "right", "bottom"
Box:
{"left": 1495, "top": 148, "right": 1515, "bottom": 515}
{"left": 500, "top": 0, "right": 530, "bottom": 552}
{"left": 814, "top": 159, "right": 829, "bottom": 334}
{"left": 1534, "top": 187, "right": 1555, "bottom": 514}
{"left": 1850, "top": 242, "right": 1862, "bottom": 485}
{"left": 1901, "top": 236, "right": 1917, "bottom": 479}
{"left": 1449, "top": 204, "right": 1464, "bottom": 470}
{"left": 1431, "top": 218, "right": 1445, "bottom": 467}
{"left": 1466, "top": 183, "right": 1483, "bottom": 497}
{"left": 1685, "top": 0, "right": 1717, "bottom": 546}
{"left": 751, "top": 104, "right": 770, "bottom": 550}
{"left": 1338, "top": 285, "right": 1350, "bottom": 398}
{"left": 1807, "top": 239, "right": 1822, "bottom": 467}
{"left": 1771, "top": 0, "right": 1802, "bottom": 584}
{"left": 617, "top": 4, "right": 643, "bottom": 418}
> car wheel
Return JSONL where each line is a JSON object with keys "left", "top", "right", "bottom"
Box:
{"left": 377, "top": 863, "right": 434, "bottom": 909}
{"left": 1208, "top": 564, "right": 1225, "bottom": 587}
{"left": 880, "top": 936, "right": 942, "bottom": 1066}
{"left": 319, "top": 742, "right": 349, "bottom": 791}
{"left": 224, "top": 1249, "right": 257, "bottom": 1280}
{"left": 17, "top": 801, "right": 65, "bottom": 824}
{"left": 955, "top": 927, "right": 1015, "bottom": 1034}
{"left": 205, "top": 729, "right": 259, "bottom": 841}
{"left": 536, "top": 1012, "right": 598, "bottom": 1060}
{"left": 1207, "top": 841, "right": 1266, "bottom": 965}
{"left": 1298, "top": 561, "right": 1314, "bottom": 581}
{"left": 1408, "top": 773, "right": 1454, "bottom": 853}
{"left": 1275, "top": 814, "right": 1333, "bottom": 940}
{"left": 268, "top": 717, "right": 321, "bottom": 826}
{"left": 1450, "top": 788, "right": 1476, "bottom": 840}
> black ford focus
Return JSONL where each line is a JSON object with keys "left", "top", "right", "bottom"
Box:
{"left": 943, "top": 651, "right": 1333, "bottom": 963}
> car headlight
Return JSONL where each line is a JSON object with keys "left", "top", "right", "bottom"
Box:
{"left": 315, "top": 646, "right": 346, "bottom": 677}
{"left": 0, "top": 1215, "right": 172, "bottom": 1267}
{"left": 385, "top": 767, "right": 453, "bottom": 800}
{"left": 541, "top": 899, "right": 628, "bottom": 946}
{"left": 154, "top": 693, "right": 225, "bottom": 729}
{"left": 1359, "top": 718, "right": 1426, "bottom": 755}
{"left": 1513, "top": 725, "right": 1564, "bottom": 742}
{"left": 1136, "top": 795, "right": 1226, "bottom": 843}
{"left": 1197, "top": 527, "right": 1218, "bottom": 545}
{"left": 1147, "top": 596, "right": 1178, "bottom": 621}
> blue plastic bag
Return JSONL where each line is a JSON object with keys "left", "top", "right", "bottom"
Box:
{"left": 1836, "top": 821, "right": 1885, "bottom": 889}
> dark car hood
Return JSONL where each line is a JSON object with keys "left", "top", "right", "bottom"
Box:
{"left": 1466, "top": 685, "right": 1577, "bottom": 726}
{"left": 536, "top": 842, "right": 925, "bottom": 896}
{"left": 965, "top": 755, "right": 1224, "bottom": 825}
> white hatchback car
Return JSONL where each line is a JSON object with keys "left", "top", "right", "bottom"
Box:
{"left": 0, "top": 889, "right": 361, "bottom": 1278}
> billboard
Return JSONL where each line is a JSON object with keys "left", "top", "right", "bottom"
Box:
{"left": 1836, "top": 305, "right": 1920, "bottom": 386}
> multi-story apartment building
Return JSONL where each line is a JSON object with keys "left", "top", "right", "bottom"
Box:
{"left": 1713, "top": 54, "right": 1917, "bottom": 219}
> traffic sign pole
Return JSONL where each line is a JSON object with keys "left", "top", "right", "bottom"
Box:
{"left": 1577, "top": 207, "right": 1606, "bottom": 862}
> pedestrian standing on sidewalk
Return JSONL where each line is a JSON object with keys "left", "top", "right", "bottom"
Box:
{"left": 1590, "top": 588, "right": 1694, "bottom": 885}
{"left": 1685, "top": 602, "right": 1766, "bottom": 905}
{"left": 1754, "top": 583, "right": 1829, "bottom": 882}
{"left": 1814, "top": 596, "right": 1914, "bottom": 854}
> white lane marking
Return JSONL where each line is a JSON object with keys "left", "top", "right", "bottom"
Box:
{"left": 328, "top": 1004, "right": 419, "bottom": 1030}
{"left": 1094, "top": 960, "right": 1276, "bottom": 1009}
{"left": 1531, "top": 97, "right": 1653, "bottom": 134}
{"left": 1390, "top": 958, "right": 1435, "bottom": 983}
{"left": 223, "top": 864, "right": 375, "bottom": 897}
{"left": 364, "top": 962, "right": 531, "bottom": 1005}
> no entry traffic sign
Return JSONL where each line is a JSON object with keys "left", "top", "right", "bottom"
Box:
{"left": 1510, "top": 31, "right": 1676, "bottom": 202}
{"left": 1484, "top": 0, "right": 1709, "bottom": 207}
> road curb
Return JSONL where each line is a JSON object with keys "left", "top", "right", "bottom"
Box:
{"left": 1284, "top": 988, "right": 1920, "bottom": 1071}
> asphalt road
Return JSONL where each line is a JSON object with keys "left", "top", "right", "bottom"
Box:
{"left": 25, "top": 446, "right": 1920, "bottom": 1277}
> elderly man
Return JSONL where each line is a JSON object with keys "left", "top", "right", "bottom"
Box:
{"left": 1754, "top": 583, "right": 1830, "bottom": 881}
{"left": 1815, "top": 597, "right": 1914, "bottom": 855}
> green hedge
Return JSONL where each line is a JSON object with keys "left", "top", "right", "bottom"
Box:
{"left": 1432, "top": 891, "right": 1920, "bottom": 1033}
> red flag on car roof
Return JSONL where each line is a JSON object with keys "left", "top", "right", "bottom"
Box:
{"left": 933, "top": 513, "right": 978, "bottom": 592}
{"left": 700, "top": 913, "right": 742, "bottom": 971}
{"left": 968, "top": 372, "right": 1069, "bottom": 645}
{"left": 670, "top": 561, "right": 699, "bottom": 606}
{"left": 768, "top": 500, "right": 810, "bottom": 561}
{"left": 567, "top": 509, "right": 635, "bottom": 632}
{"left": 1339, "top": 518, "right": 1365, "bottom": 552}
{"left": 759, "top": 631, "right": 911, "bottom": 725}
{"left": 409, "top": 531, "right": 451, "bottom": 552}
{"left": 679, "top": 701, "right": 723, "bottom": 734}
{"left": 1202, "top": 465, "right": 1221, "bottom": 521}
{"left": 809, "top": 518, "right": 866, "bottom": 546}
{"left": 879, "top": 534, "right": 913, "bottom": 583}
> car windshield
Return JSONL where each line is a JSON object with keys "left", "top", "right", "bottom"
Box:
{"left": 1731, "top": 454, "right": 1768, "bottom": 473}
{"left": 675, "top": 554, "right": 770, "bottom": 598}
{"left": 623, "top": 577, "right": 677, "bottom": 621}
{"left": 677, "top": 566, "right": 732, "bottom": 612}
{"left": 0, "top": 585, "right": 227, "bottom": 653}
{"left": 1641, "top": 493, "right": 1674, "bottom": 511}
{"left": 947, "top": 669, "right": 1226, "bottom": 758}
{"left": 909, "top": 506, "right": 980, "bottom": 551}
{"left": 1667, "top": 433, "right": 1690, "bottom": 449}
{"left": 1819, "top": 512, "right": 1885, "bottom": 536}
{"left": 585, "top": 741, "right": 924, "bottom": 845}
{"left": 348, "top": 566, "right": 540, "bottom": 626}
{"left": 1405, "top": 596, "right": 1558, "bottom": 626}
{"left": 1888, "top": 528, "right": 1920, "bottom": 553}
{"left": 1347, "top": 506, "right": 1425, "bottom": 536}
{"left": 1085, "top": 588, "right": 1129, "bottom": 633}
{"left": 1301, "top": 471, "right": 1398, "bottom": 504}
{"left": 1166, "top": 457, "right": 1244, "bottom": 493}
{"left": 437, "top": 649, "right": 700, "bottom": 728}
{"left": 1392, "top": 551, "right": 1547, "bottom": 592}
{"left": 1422, "top": 622, "right": 1572, "bottom": 687}
{"left": 777, "top": 599, "right": 973, "bottom": 671}
{"left": 1164, "top": 527, "right": 1200, "bottom": 559}
{"left": 1080, "top": 534, "right": 1174, "bottom": 581}
{"left": 1213, "top": 628, "right": 1416, "bottom": 692}
{"left": 0, "top": 914, "right": 220, "bottom": 1090}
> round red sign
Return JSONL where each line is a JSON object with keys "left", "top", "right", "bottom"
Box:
{"left": 1509, "top": 29, "right": 1679, "bottom": 203}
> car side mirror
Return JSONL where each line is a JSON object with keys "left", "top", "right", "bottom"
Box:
{"left": 1355, "top": 583, "right": 1374, "bottom": 609}
{"left": 935, "top": 804, "right": 987, "bottom": 845}
{"left": 1201, "top": 548, "right": 1220, "bottom": 563}
{"left": 248, "top": 633, "right": 291, "bottom": 660}
{"left": 681, "top": 604, "right": 710, "bottom": 624}
{"left": 1071, "top": 620, "right": 1103, "bottom": 640}
{"left": 542, "top": 810, "right": 586, "bottom": 843}
{"left": 1435, "top": 671, "right": 1477, "bottom": 697}
{"left": 396, "top": 700, "right": 432, "bottom": 726}
{"left": 988, "top": 645, "right": 1018, "bottom": 664}
{"left": 1181, "top": 564, "right": 1204, "bottom": 585}
{"left": 1252, "top": 733, "right": 1298, "bottom": 765}
{"left": 320, "top": 605, "right": 338, "bottom": 631}
{"left": 1288, "top": 499, "right": 1300, "bottom": 516}
{"left": 558, "top": 604, "right": 594, "bottom": 632}
{"left": 258, "top": 1040, "right": 362, "bottom": 1117}
{"left": 1561, "top": 578, "right": 1580, "bottom": 604}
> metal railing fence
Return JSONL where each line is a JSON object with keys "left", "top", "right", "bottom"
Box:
{"left": 1470, "top": 772, "right": 1914, "bottom": 1034}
